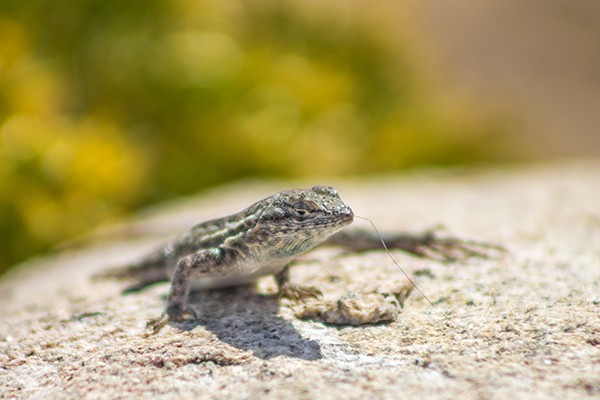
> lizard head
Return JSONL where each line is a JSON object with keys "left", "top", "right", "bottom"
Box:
{"left": 254, "top": 186, "right": 354, "bottom": 258}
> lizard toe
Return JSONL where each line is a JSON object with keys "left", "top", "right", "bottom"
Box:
{"left": 279, "top": 283, "right": 323, "bottom": 301}
{"left": 145, "top": 307, "right": 197, "bottom": 335}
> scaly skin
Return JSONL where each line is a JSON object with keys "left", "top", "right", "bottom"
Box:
{"left": 141, "top": 186, "right": 354, "bottom": 333}
{"left": 98, "top": 186, "right": 504, "bottom": 334}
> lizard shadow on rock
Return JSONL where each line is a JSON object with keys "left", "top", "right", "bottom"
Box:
{"left": 180, "top": 286, "right": 322, "bottom": 361}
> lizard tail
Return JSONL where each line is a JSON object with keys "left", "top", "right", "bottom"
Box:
{"left": 93, "top": 248, "right": 169, "bottom": 292}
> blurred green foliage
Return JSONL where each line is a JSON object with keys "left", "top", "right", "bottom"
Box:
{"left": 0, "top": 0, "right": 510, "bottom": 273}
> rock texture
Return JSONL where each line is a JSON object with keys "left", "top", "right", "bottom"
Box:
{"left": 1, "top": 161, "right": 599, "bottom": 399}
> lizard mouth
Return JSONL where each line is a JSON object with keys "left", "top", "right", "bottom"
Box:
{"left": 314, "top": 208, "right": 353, "bottom": 230}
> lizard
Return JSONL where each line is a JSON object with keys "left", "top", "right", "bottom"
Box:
{"left": 99, "top": 186, "right": 502, "bottom": 333}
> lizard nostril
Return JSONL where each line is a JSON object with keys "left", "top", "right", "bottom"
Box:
{"left": 343, "top": 207, "right": 354, "bottom": 220}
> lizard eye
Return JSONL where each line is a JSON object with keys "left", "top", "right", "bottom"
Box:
{"left": 291, "top": 201, "right": 312, "bottom": 219}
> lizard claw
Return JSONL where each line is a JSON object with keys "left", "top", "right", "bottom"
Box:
{"left": 327, "top": 228, "right": 506, "bottom": 263}
{"left": 146, "top": 313, "right": 170, "bottom": 335}
{"left": 387, "top": 230, "right": 507, "bottom": 263}
{"left": 279, "top": 283, "right": 323, "bottom": 301}
{"left": 422, "top": 234, "right": 506, "bottom": 262}
{"left": 145, "top": 307, "right": 197, "bottom": 335}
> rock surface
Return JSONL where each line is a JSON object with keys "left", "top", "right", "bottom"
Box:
{"left": 292, "top": 282, "right": 413, "bottom": 326}
{"left": 1, "top": 161, "right": 599, "bottom": 399}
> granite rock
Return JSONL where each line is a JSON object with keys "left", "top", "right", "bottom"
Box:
{"left": 1, "top": 161, "right": 599, "bottom": 399}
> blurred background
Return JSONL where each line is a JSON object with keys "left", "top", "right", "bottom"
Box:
{"left": 0, "top": 0, "right": 598, "bottom": 275}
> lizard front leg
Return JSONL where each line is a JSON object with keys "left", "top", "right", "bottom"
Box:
{"left": 275, "top": 264, "right": 322, "bottom": 301}
{"left": 147, "top": 249, "right": 225, "bottom": 334}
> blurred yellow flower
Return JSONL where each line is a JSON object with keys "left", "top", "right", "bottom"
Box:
{"left": 0, "top": 0, "right": 509, "bottom": 272}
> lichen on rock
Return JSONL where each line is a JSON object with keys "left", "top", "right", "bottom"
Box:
{"left": 293, "top": 282, "right": 413, "bottom": 325}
